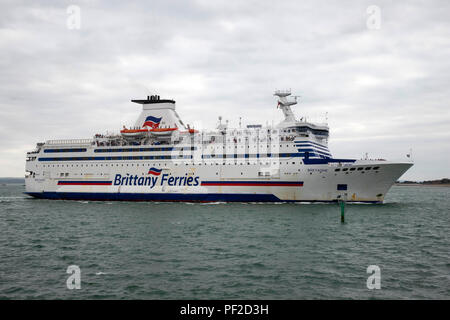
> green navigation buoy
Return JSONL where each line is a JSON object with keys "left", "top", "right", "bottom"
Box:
{"left": 340, "top": 200, "right": 345, "bottom": 223}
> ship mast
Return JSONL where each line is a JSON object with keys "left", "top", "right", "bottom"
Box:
{"left": 274, "top": 89, "right": 298, "bottom": 124}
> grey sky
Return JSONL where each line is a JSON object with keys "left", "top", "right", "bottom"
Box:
{"left": 1, "top": 0, "right": 449, "bottom": 180}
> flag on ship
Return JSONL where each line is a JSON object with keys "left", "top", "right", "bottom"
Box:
{"left": 143, "top": 116, "right": 162, "bottom": 128}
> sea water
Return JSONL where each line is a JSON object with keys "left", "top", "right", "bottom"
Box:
{"left": 0, "top": 181, "right": 449, "bottom": 299}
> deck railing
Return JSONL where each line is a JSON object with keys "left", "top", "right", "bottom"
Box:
{"left": 45, "top": 139, "right": 94, "bottom": 145}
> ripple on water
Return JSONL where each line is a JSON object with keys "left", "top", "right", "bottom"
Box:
{"left": 0, "top": 184, "right": 449, "bottom": 299}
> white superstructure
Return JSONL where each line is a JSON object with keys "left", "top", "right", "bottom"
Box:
{"left": 25, "top": 91, "right": 413, "bottom": 203}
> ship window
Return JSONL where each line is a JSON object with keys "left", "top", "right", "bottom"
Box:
{"left": 335, "top": 169, "right": 340, "bottom": 172}
{"left": 357, "top": 167, "right": 363, "bottom": 171}
{"left": 365, "top": 167, "right": 372, "bottom": 170}
{"left": 350, "top": 168, "right": 356, "bottom": 171}
{"left": 373, "top": 166, "right": 380, "bottom": 170}
{"left": 342, "top": 168, "right": 348, "bottom": 171}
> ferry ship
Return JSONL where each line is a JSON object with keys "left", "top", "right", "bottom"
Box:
{"left": 25, "top": 91, "right": 413, "bottom": 203}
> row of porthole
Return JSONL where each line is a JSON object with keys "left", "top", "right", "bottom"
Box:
{"left": 39, "top": 161, "right": 300, "bottom": 168}
{"left": 335, "top": 166, "right": 380, "bottom": 172}
{"left": 213, "top": 144, "right": 294, "bottom": 148}
{"left": 56, "top": 170, "right": 297, "bottom": 178}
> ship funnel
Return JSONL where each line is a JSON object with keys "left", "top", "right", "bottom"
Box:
{"left": 130, "top": 96, "right": 186, "bottom": 129}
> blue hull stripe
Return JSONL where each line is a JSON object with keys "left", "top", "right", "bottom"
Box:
{"left": 24, "top": 192, "right": 381, "bottom": 203}
{"left": 297, "top": 148, "right": 332, "bottom": 157}
{"left": 26, "top": 192, "right": 281, "bottom": 202}
{"left": 294, "top": 141, "right": 328, "bottom": 149}
{"left": 295, "top": 144, "right": 330, "bottom": 152}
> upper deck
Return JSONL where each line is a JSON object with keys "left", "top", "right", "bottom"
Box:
{"left": 27, "top": 91, "right": 332, "bottom": 162}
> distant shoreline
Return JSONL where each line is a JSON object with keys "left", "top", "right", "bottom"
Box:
{"left": 395, "top": 183, "right": 450, "bottom": 187}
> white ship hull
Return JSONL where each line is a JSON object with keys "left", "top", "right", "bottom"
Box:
{"left": 25, "top": 154, "right": 412, "bottom": 203}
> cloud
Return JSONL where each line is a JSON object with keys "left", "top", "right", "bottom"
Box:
{"left": 0, "top": 0, "right": 449, "bottom": 180}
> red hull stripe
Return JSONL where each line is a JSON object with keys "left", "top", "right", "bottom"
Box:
{"left": 58, "top": 181, "right": 112, "bottom": 186}
{"left": 201, "top": 181, "right": 303, "bottom": 187}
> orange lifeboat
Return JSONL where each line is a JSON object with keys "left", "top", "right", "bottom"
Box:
{"left": 149, "top": 127, "right": 178, "bottom": 136}
{"left": 120, "top": 127, "right": 149, "bottom": 138}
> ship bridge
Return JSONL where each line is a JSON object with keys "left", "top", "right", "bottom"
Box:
{"left": 274, "top": 90, "right": 329, "bottom": 142}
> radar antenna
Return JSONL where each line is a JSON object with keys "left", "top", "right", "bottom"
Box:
{"left": 274, "top": 89, "right": 298, "bottom": 123}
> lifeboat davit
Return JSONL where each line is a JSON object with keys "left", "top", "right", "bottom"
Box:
{"left": 149, "top": 127, "right": 178, "bottom": 136}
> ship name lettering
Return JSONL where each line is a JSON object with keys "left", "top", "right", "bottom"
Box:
{"left": 113, "top": 174, "right": 199, "bottom": 188}
{"left": 160, "top": 174, "right": 199, "bottom": 186}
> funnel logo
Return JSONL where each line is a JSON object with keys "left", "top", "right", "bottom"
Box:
{"left": 148, "top": 167, "right": 162, "bottom": 176}
{"left": 143, "top": 116, "right": 162, "bottom": 128}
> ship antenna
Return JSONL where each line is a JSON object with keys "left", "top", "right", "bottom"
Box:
{"left": 274, "top": 89, "right": 298, "bottom": 123}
